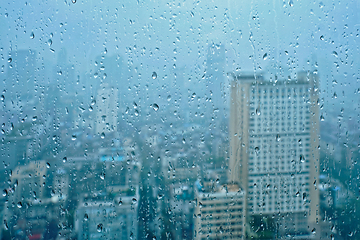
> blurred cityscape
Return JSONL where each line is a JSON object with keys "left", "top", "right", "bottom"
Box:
{"left": 0, "top": 45, "right": 359, "bottom": 240}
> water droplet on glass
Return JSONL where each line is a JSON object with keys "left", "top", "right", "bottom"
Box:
{"left": 320, "top": 115, "right": 325, "bottom": 121}
{"left": 17, "top": 201, "right": 22, "bottom": 208}
{"left": 46, "top": 162, "right": 51, "bottom": 168}
{"left": 332, "top": 51, "right": 338, "bottom": 57}
{"left": 84, "top": 213, "right": 89, "bottom": 221}
{"left": 256, "top": 107, "right": 261, "bottom": 116}
{"left": 132, "top": 198, "right": 137, "bottom": 204}
{"left": 7, "top": 58, "right": 12, "bottom": 63}
{"left": 100, "top": 132, "right": 105, "bottom": 139}
{"left": 191, "top": 92, "right": 196, "bottom": 100}
{"left": 71, "top": 135, "right": 77, "bottom": 140}
{"left": 263, "top": 53, "right": 268, "bottom": 60}
{"left": 3, "top": 220, "right": 8, "bottom": 230}
{"left": 97, "top": 224, "right": 103, "bottom": 232}
{"left": 100, "top": 172, "right": 105, "bottom": 180}
{"left": 134, "top": 109, "right": 139, "bottom": 116}
{"left": 254, "top": 147, "right": 260, "bottom": 155}
{"left": 63, "top": 157, "right": 67, "bottom": 163}
{"left": 289, "top": 0, "right": 294, "bottom": 6}
{"left": 276, "top": 134, "right": 281, "bottom": 142}
{"left": 30, "top": 32, "right": 35, "bottom": 39}
{"left": 71, "top": 0, "right": 76, "bottom": 3}
{"left": 152, "top": 103, "right": 159, "bottom": 111}
{"left": 32, "top": 116, "right": 37, "bottom": 122}
{"left": 300, "top": 154, "right": 305, "bottom": 162}
{"left": 303, "top": 192, "right": 307, "bottom": 201}
{"left": 152, "top": 72, "right": 157, "bottom": 79}
{"left": 320, "top": 35, "right": 324, "bottom": 41}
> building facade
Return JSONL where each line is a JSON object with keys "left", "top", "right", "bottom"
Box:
{"left": 95, "top": 84, "right": 119, "bottom": 134}
{"left": 229, "top": 72, "right": 320, "bottom": 236}
{"left": 194, "top": 183, "right": 245, "bottom": 240}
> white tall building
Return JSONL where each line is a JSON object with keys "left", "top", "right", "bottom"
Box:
{"left": 95, "top": 84, "right": 118, "bottom": 134}
{"left": 229, "top": 72, "right": 320, "bottom": 236}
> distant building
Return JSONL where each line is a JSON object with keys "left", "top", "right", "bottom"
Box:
{"left": 6, "top": 50, "right": 37, "bottom": 102}
{"left": 75, "top": 191, "right": 139, "bottom": 240}
{"left": 72, "top": 150, "right": 140, "bottom": 240}
{"left": 229, "top": 72, "right": 320, "bottom": 237}
{"left": 3, "top": 160, "right": 62, "bottom": 240}
{"left": 205, "top": 43, "right": 226, "bottom": 128}
{"left": 193, "top": 183, "right": 245, "bottom": 240}
{"left": 95, "top": 84, "right": 118, "bottom": 134}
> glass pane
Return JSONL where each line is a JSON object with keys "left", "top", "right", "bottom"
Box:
{"left": 0, "top": 1, "right": 358, "bottom": 240}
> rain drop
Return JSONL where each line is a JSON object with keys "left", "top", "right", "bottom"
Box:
{"left": 84, "top": 213, "right": 89, "bottom": 221}
{"left": 152, "top": 103, "right": 159, "bottom": 111}
{"left": 4, "top": 220, "right": 8, "bottom": 230}
{"left": 100, "top": 172, "right": 105, "bottom": 180}
{"left": 263, "top": 53, "right": 268, "bottom": 60}
{"left": 276, "top": 134, "right": 281, "bottom": 142}
{"left": 254, "top": 146, "right": 260, "bottom": 155}
{"left": 30, "top": 32, "right": 35, "bottom": 39}
{"left": 152, "top": 72, "right": 157, "bottom": 79}
{"left": 100, "top": 132, "right": 105, "bottom": 139}
{"left": 97, "top": 224, "right": 103, "bottom": 232}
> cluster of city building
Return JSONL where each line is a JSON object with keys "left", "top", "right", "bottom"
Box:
{"left": 0, "top": 44, "right": 351, "bottom": 240}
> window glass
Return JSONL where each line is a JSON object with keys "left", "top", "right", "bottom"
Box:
{"left": 0, "top": 1, "right": 359, "bottom": 240}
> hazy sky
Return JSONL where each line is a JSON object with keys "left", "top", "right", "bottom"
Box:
{"left": 1, "top": 0, "right": 359, "bottom": 112}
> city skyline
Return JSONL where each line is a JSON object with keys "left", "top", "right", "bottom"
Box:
{"left": 1, "top": 1, "right": 359, "bottom": 239}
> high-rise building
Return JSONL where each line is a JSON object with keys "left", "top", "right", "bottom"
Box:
{"left": 6, "top": 50, "right": 37, "bottom": 102}
{"left": 95, "top": 84, "right": 118, "bottom": 134}
{"left": 229, "top": 72, "right": 320, "bottom": 236}
{"left": 193, "top": 182, "right": 245, "bottom": 240}
{"left": 205, "top": 43, "right": 226, "bottom": 129}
